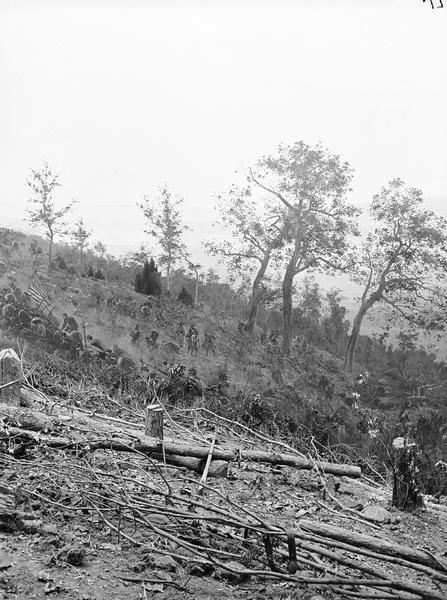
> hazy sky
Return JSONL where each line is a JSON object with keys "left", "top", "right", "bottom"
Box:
{"left": 1, "top": 0, "right": 446, "bottom": 278}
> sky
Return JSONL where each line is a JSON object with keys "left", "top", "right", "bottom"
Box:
{"left": 1, "top": 0, "right": 446, "bottom": 295}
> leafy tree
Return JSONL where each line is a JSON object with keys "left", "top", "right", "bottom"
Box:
{"left": 205, "top": 183, "right": 286, "bottom": 332}
{"left": 322, "top": 289, "right": 350, "bottom": 357}
{"left": 293, "top": 276, "right": 323, "bottom": 345}
{"left": 122, "top": 243, "right": 151, "bottom": 269}
{"left": 205, "top": 268, "right": 220, "bottom": 305}
{"left": 25, "top": 162, "right": 76, "bottom": 272}
{"left": 345, "top": 179, "right": 447, "bottom": 371}
{"left": 93, "top": 240, "right": 106, "bottom": 272}
{"left": 249, "top": 141, "right": 359, "bottom": 353}
{"left": 139, "top": 186, "right": 188, "bottom": 294}
{"left": 71, "top": 218, "right": 92, "bottom": 273}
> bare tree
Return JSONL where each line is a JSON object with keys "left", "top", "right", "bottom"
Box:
{"left": 25, "top": 162, "right": 76, "bottom": 273}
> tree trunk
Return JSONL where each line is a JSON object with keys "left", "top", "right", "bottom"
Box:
{"left": 299, "top": 520, "right": 443, "bottom": 571}
{"left": 282, "top": 267, "right": 294, "bottom": 354}
{"left": 344, "top": 312, "right": 364, "bottom": 371}
{"left": 194, "top": 271, "right": 199, "bottom": 306}
{"left": 145, "top": 404, "right": 164, "bottom": 439}
{"left": 392, "top": 445, "right": 424, "bottom": 512}
{"left": 48, "top": 233, "right": 54, "bottom": 273}
{"left": 246, "top": 252, "right": 270, "bottom": 334}
{"left": 344, "top": 292, "right": 381, "bottom": 371}
{"left": 166, "top": 263, "right": 171, "bottom": 294}
{"left": 0, "top": 404, "right": 362, "bottom": 478}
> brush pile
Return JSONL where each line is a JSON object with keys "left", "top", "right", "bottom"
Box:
{"left": 1, "top": 355, "right": 447, "bottom": 599}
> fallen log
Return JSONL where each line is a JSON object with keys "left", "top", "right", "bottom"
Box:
{"left": 0, "top": 403, "right": 361, "bottom": 478}
{"left": 299, "top": 519, "right": 447, "bottom": 573}
{"left": 150, "top": 453, "right": 228, "bottom": 478}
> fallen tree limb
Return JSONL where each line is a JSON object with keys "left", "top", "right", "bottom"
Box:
{"left": 0, "top": 404, "right": 361, "bottom": 477}
{"left": 299, "top": 519, "right": 447, "bottom": 573}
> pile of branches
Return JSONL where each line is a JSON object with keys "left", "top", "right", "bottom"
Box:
{"left": 1, "top": 396, "right": 446, "bottom": 600}
{"left": 1, "top": 448, "right": 446, "bottom": 600}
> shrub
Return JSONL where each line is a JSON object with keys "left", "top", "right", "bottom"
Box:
{"left": 178, "top": 286, "right": 193, "bottom": 307}
{"left": 135, "top": 258, "right": 161, "bottom": 296}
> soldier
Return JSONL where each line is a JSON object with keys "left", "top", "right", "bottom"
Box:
{"left": 146, "top": 330, "right": 159, "bottom": 349}
{"left": 204, "top": 333, "right": 216, "bottom": 356}
{"left": 61, "top": 312, "right": 79, "bottom": 333}
{"left": 176, "top": 321, "right": 186, "bottom": 348}
{"left": 85, "top": 335, "right": 107, "bottom": 357}
{"left": 186, "top": 325, "right": 198, "bottom": 354}
{"left": 190, "top": 332, "right": 199, "bottom": 356}
{"left": 130, "top": 323, "right": 140, "bottom": 344}
{"left": 237, "top": 321, "right": 246, "bottom": 335}
{"left": 30, "top": 317, "right": 46, "bottom": 337}
{"left": 269, "top": 329, "right": 279, "bottom": 344}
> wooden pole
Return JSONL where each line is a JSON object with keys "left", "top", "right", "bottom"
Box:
{"left": 199, "top": 431, "right": 217, "bottom": 493}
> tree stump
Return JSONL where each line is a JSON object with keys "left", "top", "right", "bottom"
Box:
{"left": 0, "top": 348, "right": 22, "bottom": 406}
{"left": 145, "top": 404, "right": 164, "bottom": 439}
{"left": 392, "top": 438, "right": 424, "bottom": 512}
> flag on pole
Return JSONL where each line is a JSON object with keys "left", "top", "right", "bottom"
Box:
{"left": 28, "top": 278, "right": 52, "bottom": 309}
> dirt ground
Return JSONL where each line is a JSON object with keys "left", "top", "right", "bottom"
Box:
{"left": 2, "top": 450, "right": 447, "bottom": 600}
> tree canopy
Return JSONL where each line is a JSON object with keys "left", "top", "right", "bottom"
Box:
{"left": 25, "top": 162, "right": 76, "bottom": 272}
{"left": 249, "top": 141, "right": 359, "bottom": 352}
{"left": 139, "top": 186, "right": 188, "bottom": 293}
{"left": 345, "top": 178, "right": 447, "bottom": 370}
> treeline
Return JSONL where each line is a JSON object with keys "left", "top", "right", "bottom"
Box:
{"left": 21, "top": 141, "right": 447, "bottom": 372}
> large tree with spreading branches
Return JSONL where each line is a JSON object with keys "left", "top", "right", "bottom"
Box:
{"left": 249, "top": 142, "right": 359, "bottom": 353}
{"left": 205, "top": 183, "right": 287, "bottom": 333}
{"left": 344, "top": 178, "right": 447, "bottom": 371}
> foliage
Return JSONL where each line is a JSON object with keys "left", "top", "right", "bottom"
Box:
{"left": 205, "top": 181, "right": 287, "bottom": 331}
{"left": 178, "top": 285, "right": 194, "bottom": 307}
{"left": 135, "top": 258, "right": 161, "bottom": 296}
{"left": 322, "top": 289, "right": 350, "bottom": 357}
{"left": 345, "top": 178, "right": 447, "bottom": 370}
{"left": 71, "top": 218, "right": 92, "bottom": 272}
{"left": 250, "top": 141, "right": 359, "bottom": 352}
{"left": 138, "top": 186, "right": 188, "bottom": 293}
{"left": 25, "top": 162, "right": 77, "bottom": 272}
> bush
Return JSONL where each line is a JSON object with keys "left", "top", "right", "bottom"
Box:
{"left": 178, "top": 286, "right": 193, "bottom": 307}
{"left": 135, "top": 258, "right": 161, "bottom": 296}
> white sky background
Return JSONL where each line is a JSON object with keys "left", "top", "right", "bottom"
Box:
{"left": 1, "top": 0, "right": 446, "bottom": 295}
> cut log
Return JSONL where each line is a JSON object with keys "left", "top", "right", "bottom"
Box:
{"left": 145, "top": 404, "right": 163, "bottom": 439}
{"left": 0, "top": 404, "right": 361, "bottom": 478}
{"left": 0, "top": 348, "right": 22, "bottom": 406}
{"left": 298, "top": 519, "right": 447, "bottom": 572}
{"left": 151, "top": 453, "right": 228, "bottom": 478}
{"left": 392, "top": 444, "right": 424, "bottom": 512}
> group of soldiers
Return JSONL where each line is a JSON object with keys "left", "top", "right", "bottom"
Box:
{"left": 128, "top": 318, "right": 217, "bottom": 358}
{"left": 176, "top": 322, "right": 216, "bottom": 356}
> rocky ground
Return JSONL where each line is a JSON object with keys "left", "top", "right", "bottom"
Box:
{"left": 1, "top": 390, "right": 447, "bottom": 600}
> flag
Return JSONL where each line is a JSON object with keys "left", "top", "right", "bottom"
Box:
{"left": 28, "top": 278, "right": 52, "bottom": 308}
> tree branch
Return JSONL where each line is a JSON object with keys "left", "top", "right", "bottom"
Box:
{"left": 249, "top": 168, "right": 295, "bottom": 211}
